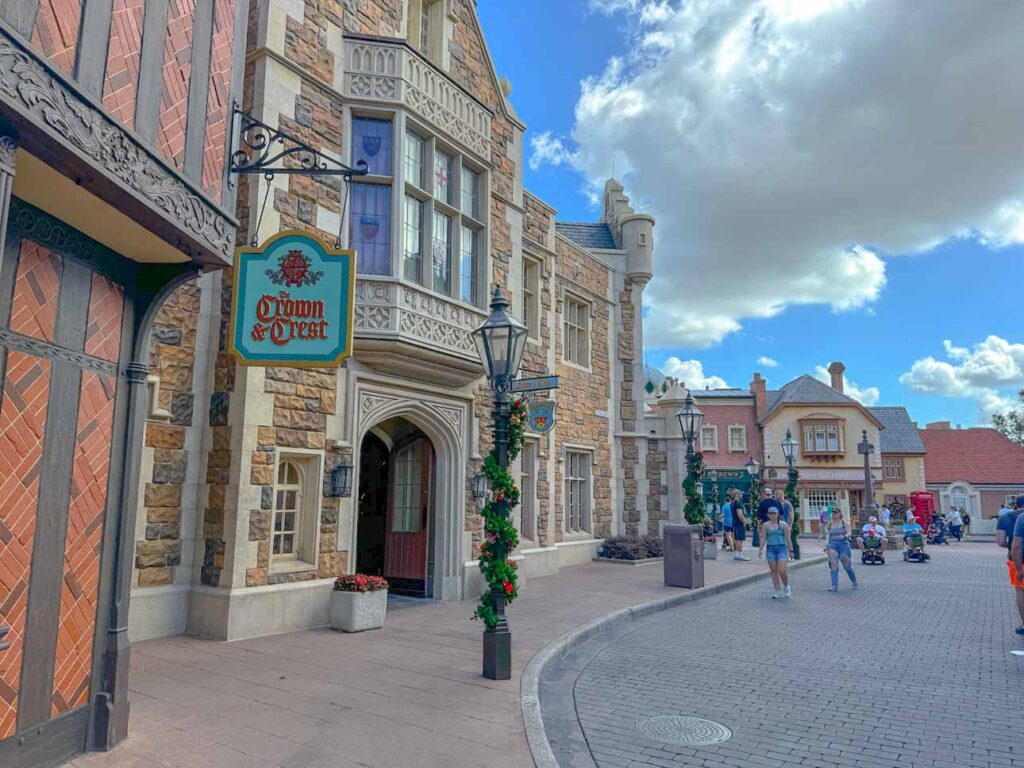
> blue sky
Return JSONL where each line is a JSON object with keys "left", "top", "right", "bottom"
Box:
{"left": 478, "top": 0, "right": 1024, "bottom": 428}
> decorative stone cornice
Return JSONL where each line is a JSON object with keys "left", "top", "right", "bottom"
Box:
{"left": 344, "top": 39, "right": 492, "bottom": 163}
{"left": 0, "top": 27, "right": 235, "bottom": 263}
{"left": 0, "top": 134, "right": 15, "bottom": 175}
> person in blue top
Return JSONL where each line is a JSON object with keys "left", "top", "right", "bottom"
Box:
{"left": 758, "top": 507, "right": 794, "bottom": 599}
{"left": 902, "top": 514, "right": 924, "bottom": 545}
{"left": 1004, "top": 494, "right": 1024, "bottom": 635}
{"left": 721, "top": 496, "right": 734, "bottom": 551}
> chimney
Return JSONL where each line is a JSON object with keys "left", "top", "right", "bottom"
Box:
{"left": 925, "top": 421, "right": 951, "bottom": 430}
{"left": 827, "top": 362, "right": 845, "bottom": 393}
{"left": 750, "top": 372, "right": 767, "bottom": 421}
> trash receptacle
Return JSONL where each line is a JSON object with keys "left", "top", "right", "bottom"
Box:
{"left": 663, "top": 523, "right": 704, "bottom": 588}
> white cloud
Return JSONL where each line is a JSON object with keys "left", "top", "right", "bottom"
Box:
{"left": 537, "top": 0, "right": 1024, "bottom": 347}
{"left": 662, "top": 357, "right": 730, "bottom": 390}
{"left": 528, "top": 131, "right": 577, "bottom": 171}
{"left": 813, "top": 365, "right": 880, "bottom": 406}
{"left": 757, "top": 356, "right": 779, "bottom": 368}
{"left": 900, "top": 335, "right": 1024, "bottom": 422}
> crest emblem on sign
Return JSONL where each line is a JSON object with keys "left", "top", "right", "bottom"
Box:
{"left": 266, "top": 249, "right": 324, "bottom": 287}
{"left": 528, "top": 400, "right": 556, "bottom": 434}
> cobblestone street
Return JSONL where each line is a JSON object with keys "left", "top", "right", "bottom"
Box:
{"left": 542, "top": 543, "right": 1023, "bottom": 768}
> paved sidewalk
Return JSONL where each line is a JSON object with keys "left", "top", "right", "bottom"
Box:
{"left": 69, "top": 552, "right": 782, "bottom": 768}
{"left": 545, "top": 543, "right": 1021, "bottom": 768}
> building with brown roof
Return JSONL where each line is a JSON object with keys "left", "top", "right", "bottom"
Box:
{"left": 919, "top": 422, "right": 1024, "bottom": 525}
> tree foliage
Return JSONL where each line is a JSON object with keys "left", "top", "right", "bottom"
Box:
{"left": 992, "top": 389, "right": 1024, "bottom": 446}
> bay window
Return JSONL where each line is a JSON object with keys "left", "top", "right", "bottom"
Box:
{"left": 348, "top": 113, "right": 486, "bottom": 306}
{"left": 800, "top": 419, "right": 845, "bottom": 456}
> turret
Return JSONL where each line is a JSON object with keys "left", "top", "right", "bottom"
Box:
{"left": 621, "top": 213, "right": 655, "bottom": 287}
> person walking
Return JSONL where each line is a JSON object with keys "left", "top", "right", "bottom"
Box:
{"left": 759, "top": 507, "right": 794, "bottom": 598}
{"left": 962, "top": 508, "right": 971, "bottom": 538}
{"left": 732, "top": 491, "right": 750, "bottom": 561}
{"left": 757, "top": 488, "right": 789, "bottom": 524}
{"left": 998, "top": 496, "right": 1024, "bottom": 635}
{"left": 881, "top": 504, "right": 891, "bottom": 528}
{"left": 721, "top": 494, "right": 734, "bottom": 551}
{"left": 949, "top": 508, "right": 964, "bottom": 541}
{"left": 820, "top": 506, "right": 858, "bottom": 591}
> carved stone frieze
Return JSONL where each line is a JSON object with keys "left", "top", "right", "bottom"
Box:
{"left": 359, "top": 392, "right": 399, "bottom": 425}
{"left": 0, "top": 31, "right": 234, "bottom": 260}
{"left": 431, "top": 404, "right": 463, "bottom": 434}
{"left": 344, "top": 39, "right": 491, "bottom": 162}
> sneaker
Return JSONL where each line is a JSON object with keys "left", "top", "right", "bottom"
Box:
{"left": 784, "top": 585, "right": 792, "bottom": 598}
{"left": 771, "top": 591, "right": 781, "bottom": 599}
{"left": 732, "top": 554, "right": 742, "bottom": 560}
{"left": 738, "top": 554, "right": 750, "bottom": 561}
{"left": 828, "top": 585, "right": 838, "bottom": 592}
{"left": 852, "top": 582, "right": 859, "bottom": 589}
{"left": 1014, "top": 626, "right": 1024, "bottom": 636}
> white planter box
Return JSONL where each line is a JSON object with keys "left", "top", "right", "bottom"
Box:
{"left": 329, "top": 589, "right": 387, "bottom": 632}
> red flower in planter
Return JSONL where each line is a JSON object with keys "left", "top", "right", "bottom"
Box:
{"left": 503, "top": 581, "right": 514, "bottom": 594}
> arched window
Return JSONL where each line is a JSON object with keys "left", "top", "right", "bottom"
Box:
{"left": 949, "top": 484, "right": 969, "bottom": 513}
{"left": 274, "top": 461, "right": 303, "bottom": 558}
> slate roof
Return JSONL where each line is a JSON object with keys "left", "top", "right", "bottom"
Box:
{"left": 868, "top": 406, "right": 926, "bottom": 454}
{"left": 765, "top": 374, "right": 861, "bottom": 417}
{"left": 555, "top": 222, "right": 618, "bottom": 250}
{"left": 919, "top": 427, "right": 1024, "bottom": 484}
{"left": 693, "top": 388, "right": 754, "bottom": 399}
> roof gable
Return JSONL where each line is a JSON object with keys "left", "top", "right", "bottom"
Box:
{"left": 555, "top": 222, "right": 618, "bottom": 251}
{"left": 765, "top": 375, "right": 882, "bottom": 426}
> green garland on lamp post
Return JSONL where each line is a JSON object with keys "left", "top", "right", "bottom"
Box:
{"left": 786, "top": 467, "right": 801, "bottom": 559}
{"left": 749, "top": 474, "right": 761, "bottom": 548}
{"left": 683, "top": 452, "right": 705, "bottom": 525}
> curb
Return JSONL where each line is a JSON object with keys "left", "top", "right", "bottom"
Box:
{"left": 520, "top": 554, "right": 829, "bottom": 768}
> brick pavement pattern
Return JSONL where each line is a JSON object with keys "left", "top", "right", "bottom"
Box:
{"left": 556, "top": 544, "right": 1022, "bottom": 768}
{"left": 65, "top": 556, "right": 767, "bottom": 768}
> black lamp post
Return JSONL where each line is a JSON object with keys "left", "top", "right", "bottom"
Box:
{"left": 472, "top": 286, "right": 528, "bottom": 681}
{"left": 676, "top": 393, "right": 704, "bottom": 485}
{"left": 746, "top": 456, "right": 761, "bottom": 546}
{"left": 781, "top": 429, "right": 800, "bottom": 559}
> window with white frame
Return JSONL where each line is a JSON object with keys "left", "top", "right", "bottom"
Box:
{"left": 523, "top": 255, "right": 540, "bottom": 339}
{"left": 271, "top": 455, "right": 322, "bottom": 568}
{"left": 520, "top": 440, "right": 537, "bottom": 542}
{"left": 801, "top": 420, "right": 844, "bottom": 454}
{"left": 806, "top": 489, "right": 838, "bottom": 518}
{"left": 883, "top": 456, "right": 905, "bottom": 480}
{"left": 399, "top": 123, "right": 486, "bottom": 306}
{"left": 563, "top": 295, "right": 590, "bottom": 367}
{"left": 565, "top": 450, "right": 592, "bottom": 533}
{"left": 700, "top": 425, "right": 718, "bottom": 452}
{"left": 728, "top": 425, "right": 747, "bottom": 452}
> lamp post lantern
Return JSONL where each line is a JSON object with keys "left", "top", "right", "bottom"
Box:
{"left": 676, "top": 392, "right": 705, "bottom": 484}
{"left": 857, "top": 429, "right": 878, "bottom": 523}
{"left": 781, "top": 429, "right": 800, "bottom": 559}
{"left": 472, "top": 286, "right": 528, "bottom": 681}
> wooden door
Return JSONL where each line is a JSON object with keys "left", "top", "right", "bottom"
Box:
{"left": 384, "top": 437, "right": 433, "bottom": 593}
{"left": 0, "top": 209, "right": 126, "bottom": 767}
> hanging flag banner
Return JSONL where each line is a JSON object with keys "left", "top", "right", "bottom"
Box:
{"left": 528, "top": 400, "right": 557, "bottom": 434}
{"left": 230, "top": 231, "right": 355, "bottom": 367}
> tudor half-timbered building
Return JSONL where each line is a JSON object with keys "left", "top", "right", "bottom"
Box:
{"left": 0, "top": 1, "right": 247, "bottom": 765}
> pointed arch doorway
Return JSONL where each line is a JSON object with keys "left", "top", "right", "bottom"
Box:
{"left": 356, "top": 418, "right": 437, "bottom": 597}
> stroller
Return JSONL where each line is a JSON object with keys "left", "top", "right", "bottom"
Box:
{"left": 926, "top": 519, "right": 949, "bottom": 546}
{"left": 903, "top": 532, "right": 930, "bottom": 562}
{"left": 860, "top": 534, "right": 885, "bottom": 565}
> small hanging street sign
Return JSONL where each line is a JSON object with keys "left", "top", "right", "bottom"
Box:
{"left": 230, "top": 230, "right": 355, "bottom": 367}
{"left": 510, "top": 375, "right": 559, "bottom": 393}
{"left": 527, "top": 400, "right": 556, "bottom": 434}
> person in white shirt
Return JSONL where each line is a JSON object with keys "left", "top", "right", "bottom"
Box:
{"left": 857, "top": 516, "right": 887, "bottom": 552}
{"left": 949, "top": 508, "right": 964, "bottom": 540}
{"left": 881, "top": 505, "right": 891, "bottom": 527}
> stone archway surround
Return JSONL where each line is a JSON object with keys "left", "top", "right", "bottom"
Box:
{"left": 354, "top": 386, "right": 470, "bottom": 602}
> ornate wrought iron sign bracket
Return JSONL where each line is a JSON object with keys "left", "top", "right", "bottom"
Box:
{"left": 228, "top": 103, "right": 369, "bottom": 185}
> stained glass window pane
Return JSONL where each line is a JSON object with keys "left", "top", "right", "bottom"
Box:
{"left": 352, "top": 117, "right": 393, "bottom": 176}
{"left": 461, "top": 166, "right": 478, "bottom": 218}
{"left": 460, "top": 224, "right": 476, "bottom": 304}
{"left": 434, "top": 150, "right": 452, "bottom": 204}
{"left": 350, "top": 183, "right": 391, "bottom": 275}
{"left": 432, "top": 210, "right": 451, "bottom": 295}
{"left": 404, "top": 132, "right": 425, "bottom": 188}
{"left": 404, "top": 195, "right": 423, "bottom": 282}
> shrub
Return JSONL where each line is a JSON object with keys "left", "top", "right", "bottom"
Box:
{"left": 640, "top": 534, "right": 663, "bottom": 558}
{"left": 600, "top": 535, "right": 664, "bottom": 560}
{"left": 334, "top": 574, "right": 389, "bottom": 592}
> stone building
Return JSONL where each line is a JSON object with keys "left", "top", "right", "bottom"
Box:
{"left": 0, "top": 0, "right": 246, "bottom": 764}
{"left": 919, "top": 422, "right": 1024, "bottom": 529}
{"left": 127, "top": 2, "right": 657, "bottom": 643}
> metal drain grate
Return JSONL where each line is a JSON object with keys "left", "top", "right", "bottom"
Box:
{"left": 635, "top": 716, "right": 732, "bottom": 746}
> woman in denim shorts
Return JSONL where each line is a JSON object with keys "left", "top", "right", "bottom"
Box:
{"left": 820, "top": 507, "right": 858, "bottom": 591}
{"left": 758, "top": 507, "right": 794, "bottom": 599}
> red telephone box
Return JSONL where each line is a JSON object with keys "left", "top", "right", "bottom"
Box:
{"left": 910, "top": 491, "right": 935, "bottom": 527}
